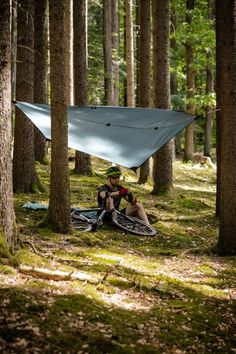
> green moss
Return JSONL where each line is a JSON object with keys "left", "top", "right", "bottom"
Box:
{"left": 26, "top": 279, "right": 56, "bottom": 290}
{"left": 30, "top": 183, "right": 40, "bottom": 193}
{"left": 0, "top": 264, "right": 16, "bottom": 275}
{"left": 41, "top": 155, "right": 50, "bottom": 165}
{"left": 69, "top": 233, "right": 103, "bottom": 247}
{"left": 13, "top": 249, "right": 51, "bottom": 268}
{"left": 0, "top": 230, "right": 12, "bottom": 258}
{"left": 175, "top": 197, "right": 210, "bottom": 211}
{"left": 151, "top": 184, "right": 173, "bottom": 196}
{"left": 197, "top": 263, "right": 216, "bottom": 276}
{"left": 37, "top": 227, "right": 60, "bottom": 240}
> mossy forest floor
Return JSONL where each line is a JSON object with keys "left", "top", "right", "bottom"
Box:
{"left": 0, "top": 157, "right": 235, "bottom": 353}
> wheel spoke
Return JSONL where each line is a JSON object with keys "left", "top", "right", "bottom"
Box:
{"left": 72, "top": 219, "right": 92, "bottom": 232}
{"left": 114, "top": 214, "right": 156, "bottom": 236}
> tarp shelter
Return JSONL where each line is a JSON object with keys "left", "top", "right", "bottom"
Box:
{"left": 15, "top": 102, "right": 196, "bottom": 169}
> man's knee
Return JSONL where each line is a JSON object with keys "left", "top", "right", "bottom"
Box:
{"left": 136, "top": 202, "right": 143, "bottom": 210}
{"left": 130, "top": 202, "right": 143, "bottom": 212}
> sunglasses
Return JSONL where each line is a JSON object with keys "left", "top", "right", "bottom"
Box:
{"left": 111, "top": 175, "right": 120, "bottom": 180}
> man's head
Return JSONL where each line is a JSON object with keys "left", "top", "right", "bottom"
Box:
{"left": 106, "top": 166, "right": 121, "bottom": 186}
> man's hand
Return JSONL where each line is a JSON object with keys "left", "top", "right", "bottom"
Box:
{"left": 119, "top": 187, "right": 128, "bottom": 196}
{"left": 127, "top": 192, "right": 137, "bottom": 205}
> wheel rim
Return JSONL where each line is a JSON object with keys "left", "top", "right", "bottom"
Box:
{"left": 113, "top": 214, "right": 156, "bottom": 236}
{"left": 72, "top": 220, "right": 92, "bottom": 232}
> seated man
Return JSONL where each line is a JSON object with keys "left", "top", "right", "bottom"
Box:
{"left": 97, "top": 166, "right": 150, "bottom": 224}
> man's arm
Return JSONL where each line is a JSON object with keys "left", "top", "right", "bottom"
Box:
{"left": 99, "top": 191, "right": 107, "bottom": 199}
{"left": 110, "top": 188, "right": 137, "bottom": 205}
{"left": 99, "top": 190, "right": 119, "bottom": 199}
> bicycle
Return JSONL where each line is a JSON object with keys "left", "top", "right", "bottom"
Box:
{"left": 71, "top": 208, "right": 157, "bottom": 236}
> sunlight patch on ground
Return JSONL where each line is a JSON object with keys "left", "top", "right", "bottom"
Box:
{"left": 94, "top": 254, "right": 126, "bottom": 262}
{"left": 86, "top": 251, "right": 235, "bottom": 300}
{"left": 174, "top": 183, "right": 216, "bottom": 193}
{"left": 100, "top": 290, "right": 153, "bottom": 311}
{"left": 89, "top": 251, "right": 161, "bottom": 273}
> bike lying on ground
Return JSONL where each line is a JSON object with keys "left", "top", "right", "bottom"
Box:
{"left": 71, "top": 208, "right": 157, "bottom": 236}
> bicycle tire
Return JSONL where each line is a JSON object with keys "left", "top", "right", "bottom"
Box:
{"left": 112, "top": 213, "right": 157, "bottom": 236}
{"left": 72, "top": 219, "right": 93, "bottom": 232}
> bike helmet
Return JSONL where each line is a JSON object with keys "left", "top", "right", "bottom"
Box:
{"left": 106, "top": 166, "right": 122, "bottom": 177}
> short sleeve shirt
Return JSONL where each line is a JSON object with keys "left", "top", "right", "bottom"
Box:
{"left": 97, "top": 184, "right": 123, "bottom": 210}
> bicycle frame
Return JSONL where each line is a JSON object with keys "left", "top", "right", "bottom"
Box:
{"left": 71, "top": 208, "right": 107, "bottom": 227}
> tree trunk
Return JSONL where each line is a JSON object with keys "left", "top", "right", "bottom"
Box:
{"left": 74, "top": 153, "right": 92, "bottom": 175}
{"left": 152, "top": 0, "right": 172, "bottom": 195}
{"left": 103, "top": 0, "right": 113, "bottom": 105}
{"left": 183, "top": 0, "right": 195, "bottom": 162}
{"left": 204, "top": 0, "right": 215, "bottom": 157}
{"left": 135, "top": 0, "right": 141, "bottom": 107}
{"left": 11, "top": 0, "right": 17, "bottom": 102}
{"left": 0, "top": 0, "right": 16, "bottom": 253}
{"left": 204, "top": 61, "right": 214, "bottom": 157}
{"left": 13, "top": 0, "right": 39, "bottom": 193}
{"left": 34, "top": 0, "right": 48, "bottom": 163}
{"left": 170, "top": 8, "right": 177, "bottom": 96}
{"left": 125, "top": 0, "right": 135, "bottom": 107}
{"left": 216, "top": 0, "right": 236, "bottom": 255}
{"left": 48, "top": 0, "right": 71, "bottom": 233}
{"left": 123, "top": 11, "right": 127, "bottom": 107}
{"left": 138, "top": 0, "right": 151, "bottom": 184}
{"left": 215, "top": 0, "right": 224, "bottom": 217}
{"left": 65, "top": 0, "right": 73, "bottom": 105}
{"left": 112, "top": 0, "right": 119, "bottom": 106}
{"left": 170, "top": 7, "right": 181, "bottom": 155}
{"left": 74, "top": 0, "right": 92, "bottom": 176}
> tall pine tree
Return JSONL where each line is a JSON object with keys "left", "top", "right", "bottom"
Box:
{"left": 0, "top": 0, "right": 16, "bottom": 253}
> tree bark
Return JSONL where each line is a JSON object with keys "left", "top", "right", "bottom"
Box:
{"left": 135, "top": 0, "right": 141, "bottom": 107}
{"left": 13, "top": 0, "right": 39, "bottom": 193}
{"left": 170, "top": 7, "right": 181, "bottom": 155}
{"left": 0, "top": 0, "right": 16, "bottom": 253}
{"left": 65, "top": 0, "right": 73, "bottom": 105}
{"left": 183, "top": 0, "right": 195, "bottom": 162}
{"left": 74, "top": 0, "right": 92, "bottom": 176}
{"left": 138, "top": 0, "right": 151, "bottom": 184}
{"left": 34, "top": 0, "right": 48, "bottom": 163}
{"left": 123, "top": 10, "right": 127, "bottom": 107}
{"left": 103, "top": 0, "right": 113, "bottom": 104}
{"left": 215, "top": 0, "right": 224, "bottom": 217}
{"left": 125, "top": 0, "right": 135, "bottom": 107}
{"left": 48, "top": 0, "right": 71, "bottom": 233}
{"left": 111, "top": 0, "right": 120, "bottom": 106}
{"left": 11, "top": 0, "right": 17, "bottom": 102}
{"left": 216, "top": 0, "right": 236, "bottom": 255}
{"left": 204, "top": 0, "right": 215, "bottom": 157}
{"left": 152, "top": 0, "right": 173, "bottom": 195}
{"left": 204, "top": 61, "right": 214, "bottom": 157}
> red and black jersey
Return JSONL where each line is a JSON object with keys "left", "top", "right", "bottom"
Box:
{"left": 97, "top": 184, "right": 124, "bottom": 210}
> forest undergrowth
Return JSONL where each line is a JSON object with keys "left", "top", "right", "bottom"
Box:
{"left": 0, "top": 157, "right": 235, "bottom": 354}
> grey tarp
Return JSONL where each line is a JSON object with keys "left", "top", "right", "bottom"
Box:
{"left": 15, "top": 101, "right": 195, "bottom": 169}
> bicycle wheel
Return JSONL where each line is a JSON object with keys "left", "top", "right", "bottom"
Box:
{"left": 72, "top": 219, "right": 92, "bottom": 232}
{"left": 71, "top": 210, "right": 93, "bottom": 232}
{"left": 112, "top": 213, "right": 157, "bottom": 236}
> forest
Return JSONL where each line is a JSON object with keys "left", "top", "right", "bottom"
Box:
{"left": 0, "top": 0, "right": 236, "bottom": 353}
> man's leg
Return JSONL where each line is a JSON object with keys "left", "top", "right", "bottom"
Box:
{"left": 125, "top": 203, "right": 150, "bottom": 224}
{"left": 106, "top": 197, "right": 115, "bottom": 211}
